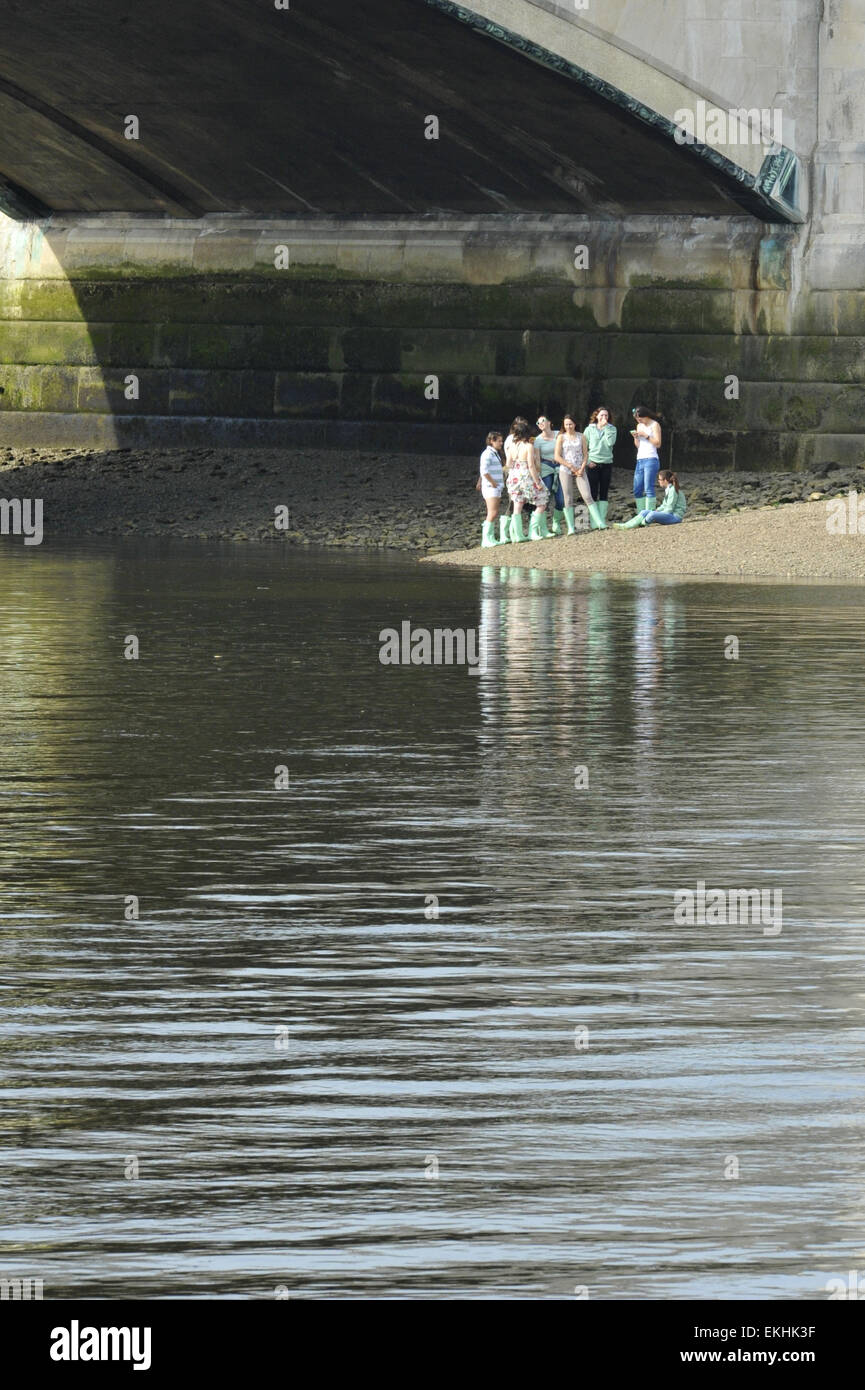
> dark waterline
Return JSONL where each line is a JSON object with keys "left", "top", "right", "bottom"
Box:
{"left": 1, "top": 541, "right": 864, "bottom": 1299}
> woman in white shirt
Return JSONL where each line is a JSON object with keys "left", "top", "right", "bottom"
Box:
{"left": 630, "top": 407, "right": 662, "bottom": 516}
{"left": 478, "top": 431, "right": 504, "bottom": 547}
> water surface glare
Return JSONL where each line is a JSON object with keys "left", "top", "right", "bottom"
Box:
{"left": 1, "top": 542, "right": 864, "bottom": 1300}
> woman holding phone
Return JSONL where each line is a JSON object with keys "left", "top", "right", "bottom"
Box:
{"left": 630, "top": 407, "right": 662, "bottom": 515}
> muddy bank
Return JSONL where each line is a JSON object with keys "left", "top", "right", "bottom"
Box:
{"left": 1, "top": 445, "right": 864, "bottom": 554}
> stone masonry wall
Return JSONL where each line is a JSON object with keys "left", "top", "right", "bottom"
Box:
{"left": 0, "top": 214, "right": 863, "bottom": 470}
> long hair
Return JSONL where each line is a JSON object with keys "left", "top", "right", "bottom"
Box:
{"left": 634, "top": 406, "right": 661, "bottom": 424}
{"left": 658, "top": 468, "right": 679, "bottom": 490}
{"left": 559, "top": 412, "right": 578, "bottom": 434}
{"left": 589, "top": 406, "right": 613, "bottom": 425}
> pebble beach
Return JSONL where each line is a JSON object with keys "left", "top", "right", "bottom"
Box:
{"left": 2, "top": 445, "right": 865, "bottom": 578}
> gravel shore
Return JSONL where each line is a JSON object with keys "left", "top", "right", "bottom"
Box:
{"left": 1, "top": 446, "right": 864, "bottom": 576}
{"left": 425, "top": 500, "right": 865, "bottom": 580}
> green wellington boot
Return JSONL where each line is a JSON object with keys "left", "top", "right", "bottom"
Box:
{"left": 536, "top": 511, "right": 550, "bottom": 539}
{"left": 635, "top": 497, "right": 648, "bottom": 514}
{"left": 481, "top": 521, "right": 501, "bottom": 547}
{"left": 614, "top": 513, "right": 647, "bottom": 530}
{"left": 528, "top": 512, "right": 540, "bottom": 540}
{"left": 563, "top": 506, "right": 576, "bottom": 535}
{"left": 509, "top": 512, "right": 527, "bottom": 542}
{"left": 645, "top": 496, "right": 657, "bottom": 512}
{"left": 550, "top": 509, "right": 565, "bottom": 535}
{"left": 598, "top": 500, "right": 609, "bottom": 525}
{"left": 588, "top": 501, "right": 606, "bottom": 530}
{"left": 499, "top": 515, "right": 511, "bottom": 544}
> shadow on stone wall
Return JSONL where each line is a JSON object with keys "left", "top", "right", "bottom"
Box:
{"left": 1, "top": 212, "right": 863, "bottom": 471}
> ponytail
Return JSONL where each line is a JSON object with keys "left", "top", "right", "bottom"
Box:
{"left": 659, "top": 469, "right": 679, "bottom": 491}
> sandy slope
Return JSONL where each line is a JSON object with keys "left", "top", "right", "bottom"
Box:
{"left": 424, "top": 500, "right": 865, "bottom": 580}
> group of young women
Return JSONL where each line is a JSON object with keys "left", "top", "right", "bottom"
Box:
{"left": 477, "top": 406, "right": 686, "bottom": 547}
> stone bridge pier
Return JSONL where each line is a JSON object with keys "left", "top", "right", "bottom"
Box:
{"left": 0, "top": 0, "right": 862, "bottom": 468}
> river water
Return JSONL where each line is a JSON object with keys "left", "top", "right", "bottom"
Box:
{"left": 1, "top": 542, "right": 864, "bottom": 1300}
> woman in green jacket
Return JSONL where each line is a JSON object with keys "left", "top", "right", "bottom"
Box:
{"left": 615, "top": 469, "right": 686, "bottom": 528}
{"left": 583, "top": 406, "right": 617, "bottom": 529}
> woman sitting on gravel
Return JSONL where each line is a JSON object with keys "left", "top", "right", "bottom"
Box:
{"left": 506, "top": 419, "right": 549, "bottom": 541}
{"left": 615, "top": 469, "right": 686, "bottom": 528}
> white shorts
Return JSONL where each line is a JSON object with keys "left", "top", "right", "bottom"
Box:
{"left": 481, "top": 483, "right": 502, "bottom": 500}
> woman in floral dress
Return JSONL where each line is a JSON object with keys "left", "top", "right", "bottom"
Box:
{"left": 506, "top": 419, "right": 550, "bottom": 541}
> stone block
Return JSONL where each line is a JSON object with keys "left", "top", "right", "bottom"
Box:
{"left": 339, "top": 372, "right": 373, "bottom": 419}
{"left": 338, "top": 327, "right": 402, "bottom": 372}
{"left": 77, "top": 367, "right": 169, "bottom": 414}
{"left": 273, "top": 372, "right": 340, "bottom": 417}
{"left": 237, "top": 370, "right": 276, "bottom": 417}
{"left": 0, "top": 321, "right": 109, "bottom": 365}
{"left": 399, "top": 329, "right": 498, "bottom": 375}
{"left": 168, "top": 369, "right": 242, "bottom": 415}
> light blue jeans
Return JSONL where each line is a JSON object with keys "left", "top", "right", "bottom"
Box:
{"left": 643, "top": 511, "right": 682, "bottom": 524}
{"left": 633, "top": 456, "right": 659, "bottom": 500}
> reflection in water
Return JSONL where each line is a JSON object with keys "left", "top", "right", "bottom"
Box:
{"left": 1, "top": 543, "right": 865, "bottom": 1300}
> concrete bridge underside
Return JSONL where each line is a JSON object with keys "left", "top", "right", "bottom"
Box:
{"left": 0, "top": 0, "right": 792, "bottom": 219}
{"left": 0, "top": 0, "right": 862, "bottom": 467}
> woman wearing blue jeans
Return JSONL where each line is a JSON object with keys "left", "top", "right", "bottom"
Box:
{"left": 630, "top": 407, "right": 661, "bottom": 515}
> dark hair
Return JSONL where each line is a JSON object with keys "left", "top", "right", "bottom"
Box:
{"left": 633, "top": 406, "right": 661, "bottom": 424}
{"left": 486, "top": 430, "right": 504, "bottom": 463}
{"left": 560, "top": 413, "right": 578, "bottom": 431}
{"left": 658, "top": 469, "right": 679, "bottom": 490}
{"left": 512, "top": 419, "right": 533, "bottom": 443}
{"left": 510, "top": 416, "right": 530, "bottom": 433}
